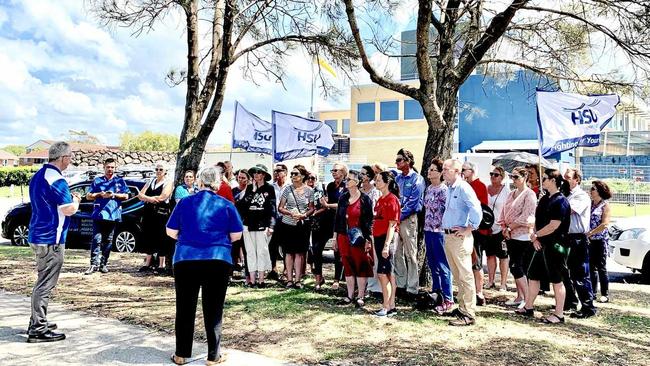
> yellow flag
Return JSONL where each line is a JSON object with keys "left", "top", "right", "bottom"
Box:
{"left": 318, "top": 58, "right": 337, "bottom": 78}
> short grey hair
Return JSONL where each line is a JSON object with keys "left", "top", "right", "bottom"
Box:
{"left": 463, "top": 161, "right": 477, "bottom": 173}
{"left": 48, "top": 141, "right": 71, "bottom": 162}
{"left": 198, "top": 166, "right": 223, "bottom": 191}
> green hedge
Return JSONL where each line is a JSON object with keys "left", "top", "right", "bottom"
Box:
{"left": 0, "top": 167, "right": 39, "bottom": 187}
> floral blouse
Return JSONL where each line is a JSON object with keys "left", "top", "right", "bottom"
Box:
{"left": 424, "top": 183, "right": 448, "bottom": 232}
{"left": 590, "top": 200, "right": 609, "bottom": 241}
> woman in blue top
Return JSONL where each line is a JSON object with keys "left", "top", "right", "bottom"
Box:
{"left": 166, "top": 166, "right": 243, "bottom": 365}
{"left": 173, "top": 170, "right": 197, "bottom": 203}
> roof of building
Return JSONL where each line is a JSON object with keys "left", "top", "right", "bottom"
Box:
{"left": 470, "top": 139, "right": 539, "bottom": 153}
{"left": 20, "top": 150, "right": 49, "bottom": 159}
{"left": 0, "top": 150, "right": 18, "bottom": 160}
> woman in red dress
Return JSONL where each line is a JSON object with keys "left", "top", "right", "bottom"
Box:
{"left": 333, "top": 170, "right": 375, "bottom": 307}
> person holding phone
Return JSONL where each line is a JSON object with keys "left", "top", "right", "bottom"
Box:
{"left": 84, "top": 157, "right": 129, "bottom": 275}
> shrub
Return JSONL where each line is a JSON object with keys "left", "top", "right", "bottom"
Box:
{"left": 0, "top": 167, "right": 39, "bottom": 187}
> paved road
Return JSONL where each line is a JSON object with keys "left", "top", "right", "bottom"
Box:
{"left": 0, "top": 290, "right": 293, "bottom": 366}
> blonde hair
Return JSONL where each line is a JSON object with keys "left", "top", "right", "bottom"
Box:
{"left": 334, "top": 161, "right": 348, "bottom": 176}
{"left": 372, "top": 162, "right": 388, "bottom": 173}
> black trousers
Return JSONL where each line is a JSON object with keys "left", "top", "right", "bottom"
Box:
{"left": 310, "top": 230, "right": 329, "bottom": 276}
{"left": 174, "top": 260, "right": 231, "bottom": 361}
{"left": 589, "top": 239, "right": 609, "bottom": 297}
{"left": 563, "top": 234, "right": 596, "bottom": 313}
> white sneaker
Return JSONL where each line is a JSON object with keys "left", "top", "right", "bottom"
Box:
{"left": 505, "top": 299, "right": 524, "bottom": 307}
{"left": 599, "top": 296, "right": 609, "bottom": 303}
{"left": 375, "top": 308, "right": 388, "bottom": 317}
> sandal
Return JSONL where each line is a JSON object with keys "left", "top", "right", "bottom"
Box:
{"left": 542, "top": 313, "right": 565, "bottom": 324}
{"left": 515, "top": 307, "right": 534, "bottom": 317}
{"left": 355, "top": 298, "right": 365, "bottom": 307}
{"left": 337, "top": 296, "right": 353, "bottom": 305}
{"left": 171, "top": 354, "right": 188, "bottom": 365}
{"left": 294, "top": 282, "right": 303, "bottom": 289}
{"left": 206, "top": 352, "right": 228, "bottom": 365}
{"left": 285, "top": 281, "right": 294, "bottom": 289}
{"left": 331, "top": 281, "right": 340, "bottom": 290}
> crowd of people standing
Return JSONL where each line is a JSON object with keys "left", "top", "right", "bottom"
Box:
{"left": 25, "top": 141, "right": 615, "bottom": 364}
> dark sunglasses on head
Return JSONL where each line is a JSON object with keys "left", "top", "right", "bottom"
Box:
{"left": 489, "top": 172, "right": 502, "bottom": 177}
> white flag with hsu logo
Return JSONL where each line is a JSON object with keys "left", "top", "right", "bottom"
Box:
{"left": 536, "top": 90, "right": 619, "bottom": 157}
{"left": 272, "top": 110, "right": 335, "bottom": 162}
{"left": 232, "top": 101, "right": 273, "bottom": 155}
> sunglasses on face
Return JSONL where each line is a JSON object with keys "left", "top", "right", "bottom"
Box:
{"left": 590, "top": 187, "right": 596, "bottom": 191}
{"left": 331, "top": 169, "right": 340, "bottom": 173}
{"left": 509, "top": 175, "right": 520, "bottom": 180}
{"left": 274, "top": 169, "right": 284, "bottom": 173}
{"left": 462, "top": 168, "right": 471, "bottom": 172}
{"left": 155, "top": 168, "right": 164, "bottom": 172}
{"left": 308, "top": 176, "right": 316, "bottom": 180}
{"left": 489, "top": 172, "right": 502, "bottom": 178}
{"left": 542, "top": 176, "right": 549, "bottom": 181}
{"left": 290, "top": 172, "right": 301, "bottom": 176}
{"left": 395, "top": 158, "right": 404, "bottom": 163}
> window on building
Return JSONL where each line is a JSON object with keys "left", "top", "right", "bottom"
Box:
{"left": 404, "top": 99, "right": 424, "bottom": 120}
{"left": 357, "top": 102, "right": 375, "bottom": 122}
{"left": 324, "top": 119, "right": 338, "bottom": 133}
{"left": 342, "top": 119, "right": 350, "bottom": 134}
{"left": 380, "top": 101, "right": 399, "bottom": 121}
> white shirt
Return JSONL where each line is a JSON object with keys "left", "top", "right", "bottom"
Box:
{"left": 567, "top": 186, "right": 590, "bottom": 234}
{"left": 272, "top": 181, "right": 289, "bottom": 209}
{"left": 488, "top": 184, "right": 510, "bottom": 234}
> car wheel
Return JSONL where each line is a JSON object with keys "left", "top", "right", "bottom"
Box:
{"left": 11, "top": 224, "right": 29, "bottom": 246}
{"left": 114, "top": 229, "right": 137, "bottom": 253}
{"left": 642, "top": 253, "right": 650, "bottom": 283}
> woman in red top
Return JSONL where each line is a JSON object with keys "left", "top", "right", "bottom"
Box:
{"left": 372, "top": 171, "right": 401, "bottom": 317}
{"left": 333, "top": 170, "right": 374, "bottom": 307}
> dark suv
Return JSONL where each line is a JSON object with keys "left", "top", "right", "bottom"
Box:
{"left": 2, "top": 174, "right": 151, "bottom": 253}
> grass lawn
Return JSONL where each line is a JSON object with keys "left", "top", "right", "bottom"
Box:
{"left": 1, "top": 247, "right": 649, "bottom": 365}
{"left": 610, "top": 203, "right": 650, "bottom": 218}
{"left": 0, "top": 185, "right": 28, "bottom": 199}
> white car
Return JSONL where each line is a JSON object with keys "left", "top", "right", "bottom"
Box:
{"left": 609, "top": 225, "right": 650, "bottom": 280}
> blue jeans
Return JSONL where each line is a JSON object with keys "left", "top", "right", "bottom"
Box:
{"left": 90, "top": 220, "right": 117, "bottom": 266}
{"left": 424, "top": 231, "right": 453, "bottom": 301}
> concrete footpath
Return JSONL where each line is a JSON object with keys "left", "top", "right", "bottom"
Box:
{"left": 0, "top": 290, "right": 292, "bottom": 366}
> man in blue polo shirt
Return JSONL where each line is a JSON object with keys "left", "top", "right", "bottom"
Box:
{"left": 84, "top": 157, "right": 130, "bottom": 275}
{"left": 27, "top": 141, "right": 81, "bottom": 343}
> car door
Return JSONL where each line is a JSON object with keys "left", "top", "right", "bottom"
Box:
{"left": 67, "top": 183, "right": 95, "bottom": 247}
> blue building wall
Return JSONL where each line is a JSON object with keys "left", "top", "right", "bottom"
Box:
{"left": 458, "top": 71, "right": 546, "bottom": 153}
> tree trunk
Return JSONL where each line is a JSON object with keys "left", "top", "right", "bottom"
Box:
{"left": 416, "top": 91, "right": 458, "bottom": 291}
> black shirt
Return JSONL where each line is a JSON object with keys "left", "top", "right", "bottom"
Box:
{"left": 239, "top": 183, "right": 276, "bottom": 231}
{"left": 535, "top": 192, "right": 570, "bottom": 245}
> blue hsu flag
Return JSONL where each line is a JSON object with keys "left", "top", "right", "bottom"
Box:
{"left": 272, "top": 110, "right": 335, "bottom": 162}
{"left": 536, "top": 90, "right": 619, "bottom": 157}
{"left": 232, "top": 101, "right": 273, "bottom": 155}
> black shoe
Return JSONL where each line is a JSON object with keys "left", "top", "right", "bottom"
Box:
{"left": 476, "top": 295, "right": 486, "bottom": 306}
{"left": 570, "top": 310, "right": 597, "bottom": 319}
{"left": 258, "top": 282, "right": 267, "bottom": 289}
{"left": 99, "top": 265, "right": 108, "bottom": 273}
{"left": 266, "top": 270, "right": 279, "bottom": 281}
{"left": 27, "top": 330, "right": 66, "bottom": 343}
{"left": 138, "top": 265, "right": 152, "bottom": 272}
{"left": 84, "top": 265, "right": 98, "bottom": 275}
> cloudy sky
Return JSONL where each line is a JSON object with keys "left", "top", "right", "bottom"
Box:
{"left": 0, "top": 0, "right": 418, "bottom": 148}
